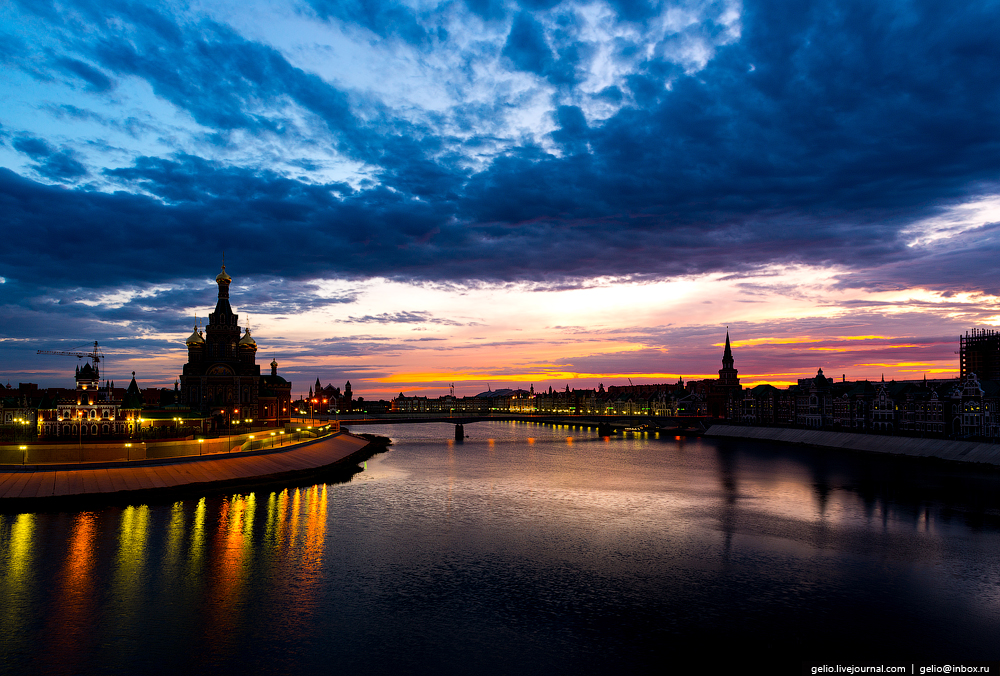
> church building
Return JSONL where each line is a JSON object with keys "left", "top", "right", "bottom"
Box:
{"left": 179, "top": 264, "right": 292, "bottom": 428}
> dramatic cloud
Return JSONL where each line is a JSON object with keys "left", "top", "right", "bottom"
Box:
{"left": 2, "top": 0, "right": 999, "bottom": 391}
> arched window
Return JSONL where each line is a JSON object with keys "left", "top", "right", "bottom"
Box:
{"left": 63, "top": 425, "right": 70, "bottom": 435}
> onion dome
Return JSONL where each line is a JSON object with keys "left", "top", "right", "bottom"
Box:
{"left": 186, "top": 325, "right": 206, "bottom": 346}
{"left": 216, "top": 264, "right": 231, "bottom": 284}
{"left": 239, "top": 327, "right": 257, "bottom": 350}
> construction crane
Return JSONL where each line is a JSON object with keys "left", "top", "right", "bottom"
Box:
{"left": 37, "top": 341, "right": 105, "bottom": 378}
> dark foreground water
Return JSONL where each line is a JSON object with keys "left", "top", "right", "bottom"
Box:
{"left": 2, "top": 422, "right": 1000, "bottom": 674}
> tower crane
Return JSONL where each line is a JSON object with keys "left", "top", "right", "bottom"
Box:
{"left": 37, "top": 341, "right": 105, "bottom": 378}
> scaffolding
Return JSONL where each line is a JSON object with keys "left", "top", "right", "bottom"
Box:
{"left": 960, "top": 328, "right": 1000, "bottom": 380}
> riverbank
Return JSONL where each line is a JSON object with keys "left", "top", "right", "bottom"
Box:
{"left": 706, "top": 425, "right": 1000, "bottom": 466}
{"left": 0, "top": 432, "right": 386, "bottom": 508}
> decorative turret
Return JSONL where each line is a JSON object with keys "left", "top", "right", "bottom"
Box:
{"left": 186, "top": 325, "right": 206, "bottom": 346}
{"left": 216, "top": 263, "right": 231, "bottom": 297}
{"left": 239, "top": 327, "right": 257, "bottom": 351}
{"left": 76, "top": 361, "right": 100, "bottom": 390}
{"left": 123, "top": 371, "right": 144, "bottom": 410}
{"left": 271, "top": 358, "right": 278, "bottom": 377}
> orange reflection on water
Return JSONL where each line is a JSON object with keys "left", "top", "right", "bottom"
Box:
{"left": 301, "top": 485, "right": 327, "bottom": 573}
{"left": 204, "top": 493, "right": 257, "bottom": 657}
{"left": 44, "top": 512, "right": 98, "bottom": 674}
{"left": 266, "top": 485, "right": 329, "bottom": 643}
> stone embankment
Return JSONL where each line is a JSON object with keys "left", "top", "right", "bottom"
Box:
{"left": 706, "top": 425, "right": 1000, "bottom": 466}
{"left": 0, "top": 432, "right": 381, "bottom": 506}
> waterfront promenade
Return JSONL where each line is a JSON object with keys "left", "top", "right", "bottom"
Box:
{"left": 0, "top": 432, "right": 371, "bottom": 503}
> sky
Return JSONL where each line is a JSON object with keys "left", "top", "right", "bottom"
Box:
{"left": 2, "top": 0, "right": 1000, "bottom": 400}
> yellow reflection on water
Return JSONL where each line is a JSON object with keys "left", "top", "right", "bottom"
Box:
{"left": 0, "top": 513, "right": 36, "bottom": 645}
{"left": 188, "top": 497, "right": 207, "bottom": 578}
{"left": 266, "top": 489, "right": 290, "bottom": 548}
{"left": 116, "top": 505, "right": 150, "bottom": 577}
{"left": 4, "top": 513, "right": 35, "bottom": 580}
{"left": 111, "top": 504, "right": 150, "bottom": 656}
{"left": 165, "top": 501, "right": 184, "bottom": 572}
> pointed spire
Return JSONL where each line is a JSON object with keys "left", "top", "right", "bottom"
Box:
{"left": 723, "top": 328, "right": 733, "bottom": 359}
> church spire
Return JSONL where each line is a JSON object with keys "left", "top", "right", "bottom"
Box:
{"left": 718, "top": 329, "right": 739, "bottom": 387}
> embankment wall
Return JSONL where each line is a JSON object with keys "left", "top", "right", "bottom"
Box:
{"left": 705, "top": 425, "right": 1000, "bottom": 466}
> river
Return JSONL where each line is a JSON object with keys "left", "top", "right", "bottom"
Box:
{"left": 2, "top": 421, "right": 999, "bottom": 674}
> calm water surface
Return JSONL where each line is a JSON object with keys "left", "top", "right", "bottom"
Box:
{"left": 2, "top": 421, "right": 1000, "bottom": 674}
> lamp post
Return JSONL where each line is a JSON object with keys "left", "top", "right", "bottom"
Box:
{"left": 78, "top": 411, "right": 83, "bottom": 463}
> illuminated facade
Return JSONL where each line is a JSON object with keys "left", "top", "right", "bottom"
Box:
{"left": 37, "top": 365, "right": 144, "bottom": 438}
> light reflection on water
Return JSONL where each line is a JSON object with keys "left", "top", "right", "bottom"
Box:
{"left": 0, "top": 421, "right": 999, "bottom": 674}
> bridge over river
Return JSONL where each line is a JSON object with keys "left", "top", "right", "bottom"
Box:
{"left": 303, "top": 414, "right": 709, "bottom": 437}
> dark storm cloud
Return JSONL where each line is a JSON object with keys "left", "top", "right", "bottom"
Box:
{"left": 502, "top": 10, "right": 591, "bottom": 85}
{"left": 3, "top": 0, "right": 1000, "bottom": 296}
{"left": 11, "top": 136, "right": 89, "bottom": 180}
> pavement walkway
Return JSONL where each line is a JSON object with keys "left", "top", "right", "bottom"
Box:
{"left": 0, "top": 432, "right": 371, "bottom": 502}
